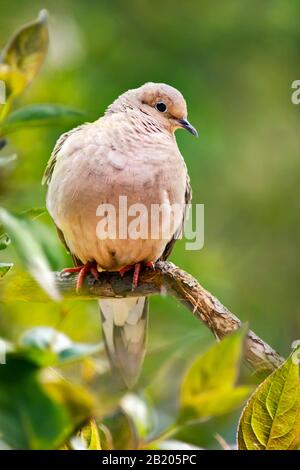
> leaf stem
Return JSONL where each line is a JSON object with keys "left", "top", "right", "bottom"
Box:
{"left": 142, "top": 423, "right": 180, "bottom": 448}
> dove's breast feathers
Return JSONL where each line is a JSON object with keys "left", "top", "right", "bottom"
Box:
{"left": 45, "top": 111, "right": 188, "bottom": 270}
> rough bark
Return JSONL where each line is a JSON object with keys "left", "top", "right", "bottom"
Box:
{"left": 7, "top": 260, "right": 283, "bottom": 372}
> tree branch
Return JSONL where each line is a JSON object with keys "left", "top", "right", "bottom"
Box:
{"left": 8, "top": 260, "right": 283, "bottom": 372}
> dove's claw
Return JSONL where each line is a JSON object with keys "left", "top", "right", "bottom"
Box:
{"left": 119, "top": 261, "right": 155, "bottom": 289}
{"left": 145, "top": 261, "right": 155, "bottom": 270}
{"left": 62, "top": 266, "right": 82, "bottom": 274}
{"left": 76, "top": 264, "right": 91, "bottom": 291}
{"left": 62, "top": 262, "right": 99, "bottom": 292}
{"left": 90, "top": 266, "right": 99, "bottom": 279}
{"left": 132, "top": 263, "right": 141, "bottom": 289}
{"left": 119, "top": 265, "right": 134, "bottom": 278}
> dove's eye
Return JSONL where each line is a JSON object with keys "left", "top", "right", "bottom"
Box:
{"left": 155, "top": 102, "right": 167, "bottom": 113}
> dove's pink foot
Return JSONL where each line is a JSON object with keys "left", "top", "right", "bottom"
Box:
{"left": 132, "top": 263, "right": 141, "bottom": 288}
{"left": 119, "top": 265, "right": 134, "bottom": 278}
{"left": 145, "top": 261, "right": 155, "bottom": 270}
{"left": 62, "top": 261, "right": 99, "bottom": 292}
{"left": 119, "top": 261, "right": 155, "bottom": 288}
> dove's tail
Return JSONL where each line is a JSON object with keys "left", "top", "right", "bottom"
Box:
{"left": 98, "top": 297, "right": 148, "bottom": 388}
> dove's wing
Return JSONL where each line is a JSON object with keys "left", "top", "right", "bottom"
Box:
{"left": 161, "top": 172, "right": 192, "bottom": 260}
{"left": 42, "top": 124, "right": 88, "bottom": 266}
{"left": 42, "top": 124, "right": 86, "bottom": 186}
{"left": 55, "top": 224, "right": 82, "bottom": 267}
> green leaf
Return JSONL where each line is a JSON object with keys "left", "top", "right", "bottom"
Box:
{"left": 0, "top": 138, "right": 7, "bottom": 151}
{"left": 0, "top": 355, "right": 93, "bottom": 449}
{"left": 44, "top": 380, "right": 94, "bottom": 433}
{"left": 19, "top": 327, "right": 103, "bottom": 367}
{"left": 102, "top": 409, "right": 139, "bottom": 450}
{"left": 0, "top": 208, "right": 44, "bottom": 251}
{"left": 0, "top": 208, "right": 65, "bottom": 268}
{"left": 0, "top": 233, "right": 10, "bottom": 250}
{"left": 238, "top": 344, "right": 300, "bottom": 450}
{"left": 121, "top": 393, "right": 155, "bottom": 439}
{"left": 76, "top": 419, "right": 102, "bottom": 450}
{"left": 21, "top": 207, "right": 46, "bottom": 219}
{"left": 0, "top": 154, "right": 17, "bottom": 168}
{"left": 0, "top": 10, "right": 49, "bottom": 108}
{"left": 2, "top": 104, "right": 85, "bottom": 133}
{"left": 0, "top": 207, "right": 60, "bottom": 300}
{"left": 23, "top": 215, "right": 68, "bottom": 270}
{"left": 179, "top": 328, "right": 252, "bottom": 423}
{"left": 0, "top": 262, "right": 13, "bottom": 278}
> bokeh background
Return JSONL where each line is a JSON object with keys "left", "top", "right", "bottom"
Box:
{"left": 0, "top": 0, "right": 300, "bottom": 448}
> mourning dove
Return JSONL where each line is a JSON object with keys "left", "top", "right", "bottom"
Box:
{"left": 43, "top": 82, "right": 197, "bottom": 387}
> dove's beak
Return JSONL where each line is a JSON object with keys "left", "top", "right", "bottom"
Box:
{"left": 177, "top": 119, "right": 198, "bottom": 137}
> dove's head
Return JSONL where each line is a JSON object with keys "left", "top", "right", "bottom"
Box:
{"left": 108, "top": 82, "right": 198, "bottom": 136}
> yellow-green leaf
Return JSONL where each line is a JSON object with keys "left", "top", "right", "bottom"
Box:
{"left": 77, "top": 419, "right": 101, "bottom": 450}
{"left": 2, "top": 104, "right": 85, "bottom": 134}
{"left": 0, "top": 262, "right": 13, "bottom": 278}
{"left": 19, "top": 326, "right": 103, "bottom": 367}
{"left": 0, "top": 355, "right": 94, "bottom": 449}
{"left": 0, "top": 233, "right": 10, "bottom": 250}
{"left": 179, "top": 327, "right": 251, "bottom": 422}
{"left": 121, "top": 393, "right": 155, "bottom": 439}
{"left": 0, "top": 154, "right": 17, "bottom": 168}
{"left": 45, "top": 379, "right": 94, "bottom": 431}
{"left": 103, "top": 409, "right": 139, "bottom": 450}
{"left": 0, "top": 10, "right": 49, "bottom": 113}
{"left": 238, "top": 344, "right": 300, "bottom": 450}
{"left": 0, "top": 207, "right": 60, "bottom": 300}
{"left": 0, "top": 208, "right": 44, "bottom": 251}
{"left": 0, "top": 138, "right": 7, "bottom": 150}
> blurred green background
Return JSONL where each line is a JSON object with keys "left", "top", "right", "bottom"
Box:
{"left": 0, "top": 0, "right": 300, "bottom": 448}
